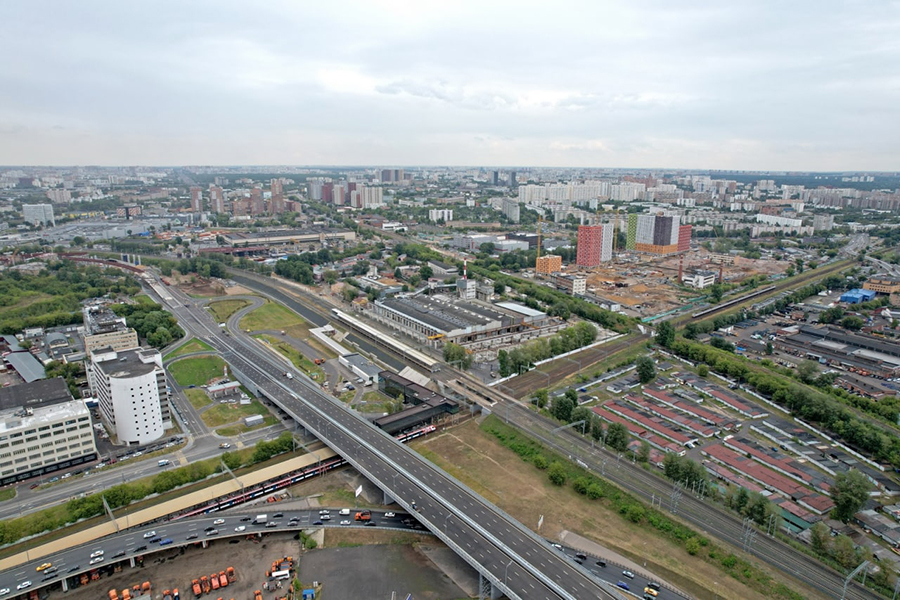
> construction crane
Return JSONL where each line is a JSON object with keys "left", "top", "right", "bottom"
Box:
{"left": 612, "top": 207, "right": 621, "bottom": 255}
{"left": 535, "top": 216, "right": 542, "bottom": 265}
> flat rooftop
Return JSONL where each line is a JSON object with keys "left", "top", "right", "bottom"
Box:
{"left": 0, "top": 399, "right": 88, "bottom": 433}
{"left": 0, "top": 377, "right": 73, "bottom": 412}
{"left": 93, "top": 347, "right": 160, "bottom": 378}
{"left": 378, "top": 295, "right": 512, "bottom": 334}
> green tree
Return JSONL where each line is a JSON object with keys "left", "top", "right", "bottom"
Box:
{"left": 605, "top": 422, "right": 630, "bottom": 452}
{"left": 809, "top": 521, "right": 832, "bottom": 555}
{"left": 636, "top": 356, "right": 656, "bottom": 384}
{"left": 570, "top": 406, "right": 594, "bottom": 432}
{"left": 498, "top": 350, "right": 510, "bottom": 377}
{"left": 534, "top": 388, "right": 549, "bottom": 409}
{"left": 697, "top": 363, "right": 709, "bottom": 377}
{"left": 418, "top": 265, "right": 433, "bottom": 279}
{"left": 797, "top": 360, "right": 820, "bottom": 384}
{"left": 832, "top": 534, "right": 858, "bottom": 569}
{"left": 533, "top": 454, "right": 549, "bottom": 470}
{"left": 831, "top": 469, "right": 873, "bottom": 522}
{"left": 552, "top": 396, "right": 575, "bottom": 422}
{"left": 709, "top": 284, "right": 724, "bottom": 303}
{"left": 547, "top": 461, "right": 567, "bottom": 486}
{"left": 324, "top": 270, "right": 339, "bottom": 284}
{"left": 840, "top": 316, "right": 864, "bottom": 331}
{"left": 637, "top": 442, "right": 651, "bottom": 463}
{"left": 494, "top": 281, "right": 506, "bottom": 296}
{"left": 655, "top": 321, "right": 676, "bottom": 348}
{"left": 443, "top": 342, "right": 472, "bottom": 369}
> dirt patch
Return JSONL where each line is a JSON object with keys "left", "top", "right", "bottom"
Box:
{"left": 412, "top": 420, "right": 798, "bottom": 600}
{"left": 298, "top": 544, "right": 466, "bottom": 600}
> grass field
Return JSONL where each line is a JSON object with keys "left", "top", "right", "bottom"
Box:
{"left": 338, "top": 390, "right": 354, "bottom": 403}
{"left": 358, "top": 390, "right": 395, "bottom": 413}
{"left": 239, "top": 301, "right": 306, "bottom": 332}
{"left": 255, "top": 334, "right": 325, "bottom": 380}
{"left": 208, "top": 299, "right": 252, "bottom": 323}
{"left": 164, "top": 338, "right": 214, "bottom": 361}
{"left": 134, "top": 294, "right": 157, "bottom": 307}
{"left": 216, "top": 415, "right": 279, "bottom": 436}
{"left": 201, "top": 399, "right": 271, "bottom": 428}
{"left": 411, "top": 419, "right": 800, "bottom": 600}
{"left": 0, "top": 487, "right": 16, "bottom": 502}
{"left": 184, "top": 388, "right": 212, "bottom": 410}
{"left": 169, "top": 355, "right": 228, "bottom": 387}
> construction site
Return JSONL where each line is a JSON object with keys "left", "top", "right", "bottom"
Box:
{"left": 578, "top": 248, "right": 788, "bottom": 318}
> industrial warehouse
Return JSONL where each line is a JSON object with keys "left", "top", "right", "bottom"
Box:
{"left": 370, "top": 294, "right": 565, "bottom": 350}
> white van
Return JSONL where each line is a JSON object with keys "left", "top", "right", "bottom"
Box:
{"left": 158, "top": 459, "right": 170, "bottom": 467}
{"left": 339, "top": 508, "right": 350, "bottom": 515}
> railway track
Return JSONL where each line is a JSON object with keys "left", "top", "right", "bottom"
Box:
{"left": 502, "top": 403, "right": 877, "bottom": 600}
{"left": 497, "top": 333, "right": 648, "bottom": 399}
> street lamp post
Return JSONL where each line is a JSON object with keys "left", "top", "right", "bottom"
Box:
{"left": 504, "top": 559, "right": 514, "bottom": 587}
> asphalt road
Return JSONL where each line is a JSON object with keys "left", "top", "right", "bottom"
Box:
{"left": 0, "top": 508, "right": 414, "bottom": 594}
{"left": 150, "top": 276, "right": 620, "bottom": 600}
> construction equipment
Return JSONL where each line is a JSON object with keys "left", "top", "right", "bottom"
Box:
{"left": 210, "top": 574, "right": 220, "bottom": 591}
{"left": 162, "top": 590, "right": 172, "bottom": 600}
{"left": 121, "top": 589, "right": 131, "bottom": 600}
{"left": 109, "top": 590, "right": 119, "bottom": 600}
{"left": 226, "top": 568, "right": 235, "bottom": 584}
{"left": 192, "top": 579, "right": 202, "bottom": 598}
{"left": 219, "top": 572, "right": 228, "bottom": 588}
{"left": 254, "top": 591, "right": 263, "bottom": 600}
{"left": 536, "top": 216, "right": 542, "bottom": 266}
{"left": 201, "top": 576, "right": 211, "bottom": 595}
{"left": 142, "top": 582, "right": 152, "bottom": 594}
{"left": 174, "top": 589, "right": 180, "bottom": 600}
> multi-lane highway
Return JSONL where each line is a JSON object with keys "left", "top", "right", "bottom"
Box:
{"left": 0, "top": 509, "right": 414, "bottom": 593}
{"left": 150, "top": 278, "right": 621, "bottom": 600}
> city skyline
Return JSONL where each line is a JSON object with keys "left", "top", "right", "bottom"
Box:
{"left": 2, "top": 1, "right": 898, "bottom": 170}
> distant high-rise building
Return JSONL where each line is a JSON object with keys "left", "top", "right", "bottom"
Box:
{"left": 576, "top": 224, "right": 613, "bottom": 267}
{"left": 46, "top": 188, "right": 72, "bottom": 204}
{"left": 189, "top": 186, "right": 203, "bottom": 212}
{"left": 509, "top": 171, "right": 517, "bottom": 187}
{"left": 209, "top": 185, "right": 226, "bottom": 213}
{"left": 22, "top": 203, "right": 55, "bottom": 227}
{"left": 270, "top": 179, "right": 283, "bottom": 197}
{"left": 332, "top": 184, "right": 346, "bottom": 206}
{"left": 492, "top": 171, "right": 499, "bottom": 185}
{"left": 250, "top": 187, "right": 264, "bottom": 214}
{"left": 380, "top": 169, "right": 404, "bottom": 183}
{"left": 535, "top": 255, "right": 562, "bottom": 274}
{"left": 429, "top": 209, "right": 453, "bottom": 222}
{"left": 626, "top": 214, "right": 689, "bottom": 255}
{"left": 502, "top": 198, "right": 520, "bottom": 223}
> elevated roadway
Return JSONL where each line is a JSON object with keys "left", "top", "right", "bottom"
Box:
{"left": 149, "top": 278, "right": 620, "bottom": 600}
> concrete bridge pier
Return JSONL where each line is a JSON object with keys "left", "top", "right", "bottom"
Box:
{"left": 478, "top": 573, "right": 506, "bottom": 600}
{"left": 61, "top": 579, "right": 68, "bottom": 592}
{"left": 129, "top": 557, "right": 136, "bottom": 568}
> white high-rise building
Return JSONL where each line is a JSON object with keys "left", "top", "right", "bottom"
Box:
{"left": 429, "top": 209, "right": 453, "bottom": 222}
{"left": 22, "top": 204, "right": 55, "bottom": 227}
{"left": 88, "top": 347, "right": 171, "bottom": 446}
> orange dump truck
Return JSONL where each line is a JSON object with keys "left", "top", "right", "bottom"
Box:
{"left": 122, "top": 589, "right": 131, "bottom": 600}
{"left": 192, "top": 580, "right": 201, "bottom": 598}
{"left": 109, "top": 590, "right": 119, "bottom": 600}
{"left": 201, "top": 576, "right": 211, "bottom": 595}
{"left": 210, "top": 574, "right": 219, "bottom": 591}
{"left": 218, "top": 572, "right": 228, "bottom": 588}
{"left": 226, "top": 567, "right": 235, "bottom": 584}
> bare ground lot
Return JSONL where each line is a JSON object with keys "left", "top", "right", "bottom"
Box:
{"left": 299, "top": 543, "right": 468, "bottom": 600}
{"left": 412, "top": 420, "right": 819, "bottom": 600}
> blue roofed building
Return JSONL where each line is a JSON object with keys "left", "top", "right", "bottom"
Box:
{"left": 840, "top": 289, "right": 876, "bottom": 304}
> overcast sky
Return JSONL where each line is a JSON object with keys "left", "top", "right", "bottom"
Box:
{"left": 1, "top": 1, "right": 898, "bottom": 170}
